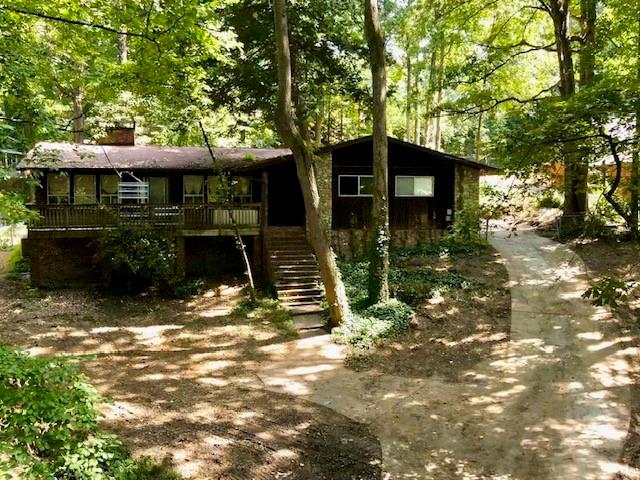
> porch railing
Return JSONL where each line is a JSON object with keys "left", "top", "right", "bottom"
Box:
{"left": 27, "top": 204, "right": 261, "bottom": 230}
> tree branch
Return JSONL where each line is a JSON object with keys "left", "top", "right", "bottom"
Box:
{"left": 0, "top": 6, "right": 158, "bottom": 44}
{"left": 444, "top": 84, "right": 557, "bottom": 116}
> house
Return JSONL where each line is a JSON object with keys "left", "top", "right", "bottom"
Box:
{"left": 18, "top": 132, "right": 495, "bottom": 309}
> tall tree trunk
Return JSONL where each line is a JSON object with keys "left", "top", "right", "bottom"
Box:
{"left": 433, "top": 42, "right": 445, "bottom": 150}
{"left": 273, "top": 0, "right": 351, "bottom": 325}
{"left": 405, "top": 54, "right": 412, "bottom": 141}
{"left": 475, "top": 112, "right": 483, "bottom": 163}
{"left": 113, "top": 0, "right": 128, "bottom": 63}
{"left": 631, "top": 17, "right": 640, "bottom": 240}
{"left": 546, "top": 0, "right": 588, "bottom": 225}
{"left": 364, "top": 0, "right": 390, "bottom": 304}
{"left": 423, "top": 49, "right": 437, "bottom": 147}
{"left": 72, "top": 87, "right": 85, "bottom": 143}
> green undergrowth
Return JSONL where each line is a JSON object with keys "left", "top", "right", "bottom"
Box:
{"left": 335, "top": 240, "right": 484, "bottom": 349}
{"left": 0, "top": 346, "right": 180, "bottom": 480}
{"left": 232, "top": 296, "right": 298, "bottom": 338}
{"left": 6, "top": 244, "right": 29, "bottom": 279}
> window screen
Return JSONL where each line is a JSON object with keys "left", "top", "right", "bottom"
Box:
{"left": 395, "top": 176, "right": 434, "bottom": 197}
{"left": 359, "top": 176, "right": 374, "bottom": 195}
{"left": 74, "top": 175, "right": 96, "bottom": 204}
{"left": 207, "top": 175, "right": 226, "bottom": 203}
{"left": 232, "top": 177, "right": 252, "bottom": 204}
{"left": 47, "top": 173, "right": 70, "bottom": 204}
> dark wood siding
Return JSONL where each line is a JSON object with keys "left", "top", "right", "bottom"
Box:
{"left": 266, "top": 162, "right": 305, "bottom": 226}
{"left": 332, "top": 141, "right": 456, "bottom": 230}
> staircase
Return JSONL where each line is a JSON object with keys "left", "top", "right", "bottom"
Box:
{"left": 265, "top": 227, "right": 324, "bottom": 313}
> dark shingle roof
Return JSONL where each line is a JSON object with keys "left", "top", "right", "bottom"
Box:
{"left": 18, "top": 142, "right": 291, "bottom": 171}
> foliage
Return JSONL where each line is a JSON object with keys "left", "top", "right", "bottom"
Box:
{"left": 0, "top": 192, "right": 38, "bottom": 227}
{"left": 172, "top": 278, "right": 207, "bottom": 300}
{"left": 232, "top": 296, "right": 297, "bottom": 337}
{"left": 583, "top": 276, "right": 635, "bottom": 308}
{"left": 392, "top": 239, "right": 482, "bottom": 259}
{"left": 7, "top": 244, "right": 29, "bottom": 277}
{"left": 333, "top": 299, "right": 414, "bottom": 349}
{"left": 0, "top": 346, "right": 179, "bottom": 480}
{"left": 536, "top": 193, "right": 563, "bottom": 209}
{"left": 94, "top": 228, "right": 176, "bottom": 293}
{"left": 447, "top": 207, "right": 484, "bottom": 244}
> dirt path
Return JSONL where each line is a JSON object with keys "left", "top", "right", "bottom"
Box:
{"left": 254, "top": 229, "right": 635, "bottom": 479}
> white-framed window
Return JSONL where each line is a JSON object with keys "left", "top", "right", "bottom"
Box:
{"left": 338, "top": 175, "right": 373, "bottom": 197}
{"left": 47, "top": 172, "right": 70, "bottom": 204}
{"left": 100, "top": 175, "right": 119, "bottom": 204}
{"left": 148, "top": 177, "right": 168, "bottom": 204}
{"left": 183, "top": 175, "right": 205, "bottom": 204}
{"left": 74, "top": 174, "right": 96, "bottom": 204}
{"left": 395, "top": 176, "right": 434, "bottom": 197}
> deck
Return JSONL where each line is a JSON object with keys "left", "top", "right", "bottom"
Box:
{"left": 27, "top": 203, "right": 262, "bottom": 237}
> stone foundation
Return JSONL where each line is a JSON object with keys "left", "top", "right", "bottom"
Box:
{"left": 331, "top": 228, "right": 444, "bottom": 260}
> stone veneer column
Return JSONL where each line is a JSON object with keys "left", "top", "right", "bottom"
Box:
{"left": 454, "top": 165, "right": 480, "bottom": 214}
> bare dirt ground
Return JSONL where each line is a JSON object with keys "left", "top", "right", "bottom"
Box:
{"left": 350, "top": 246, "right": 511, "bottom": 380}
{"left": 1, "top": 231, "right": 634, "bottom": 479}
{"left": 0, "top": 283, "right": 382, "bottom": 480}
{"left": 255, "top": 230, "right": 635, "bottom": 479}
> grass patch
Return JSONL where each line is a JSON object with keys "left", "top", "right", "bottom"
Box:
{"left": 232, "top": 297, "right": 298, "bottom": 338}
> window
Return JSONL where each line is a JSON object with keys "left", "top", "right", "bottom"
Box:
{"left": 231, "top": 177, "right": 252, "bottom": 204}
{"left": 74, "top": 175, "right": 96, "bottom": 204}
{"left": 183, "top": 175, "right": 204, "bottom": 203}
{"left": 47, "top": 172, "right": 69, "bottom": 204}
{"left": 338, "top": 175, "right": 373, "bottom": 197}
{"left": 148, "top": 177, "right": 168, "bottom": 204}
{"left": 395, "top": 176, "right": 434, "bottom": 197}
{"left": 207, "top": 175, "right": 226, "bottom": 203}
{"left": 100, "top": 175, "right": 119, "bottom": 204}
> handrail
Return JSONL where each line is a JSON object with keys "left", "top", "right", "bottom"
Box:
{"left": 27, "top": 203, "right": 261, "bottom": 230}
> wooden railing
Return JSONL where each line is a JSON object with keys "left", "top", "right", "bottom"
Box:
{"left": 28, "top": 204, "right": 261, "bottom": 231}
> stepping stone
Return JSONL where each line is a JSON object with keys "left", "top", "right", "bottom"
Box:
{"left": 293, "top": 313, "right": 326, "bottom": 331}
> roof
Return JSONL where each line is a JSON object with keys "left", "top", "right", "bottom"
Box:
{"left": 320, "top": 136, "right": 499, "bottom": 171}
{"left": 19, "top": 136, "right": 499, "bottom": 172}
{"left": 18, "top": 142, "right": 292, "bottom": 171}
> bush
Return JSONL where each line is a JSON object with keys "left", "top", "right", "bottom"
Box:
{"left": 94, "top": 228, "right": 177, "bottom": 293}
{"left": 536, "top": 193, "right": 563, "bottom": 209}
{"left": 0, "top": 346, "right": 179, "bottom": 480}
{"left": 333, "top": 300, "right": 414, "bottom": 349}
{"left": 447, "top": 207, "right": 484, "bottom": 244}
{"left": 7, "top": 244, "right": 29, "bottom": 277}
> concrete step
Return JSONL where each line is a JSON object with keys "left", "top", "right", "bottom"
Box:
{"left": 276, "top": 275, "right": 321, "bottom": 283}
{"left": 272, "top": 260, "right": 318, "bottom": 267}
{"left": 278, "top": 289, "right": 325, "bottom": 299}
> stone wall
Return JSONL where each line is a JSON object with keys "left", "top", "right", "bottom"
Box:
{"left": 332, "top": 227, "right": 444, "bottom": 260}
{"left": 454, "top": 165, "right": 480, "bottom": 213}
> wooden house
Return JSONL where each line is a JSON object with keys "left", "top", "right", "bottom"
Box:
{"left": 18, "top": 133, "right": 495, "bottom": 310}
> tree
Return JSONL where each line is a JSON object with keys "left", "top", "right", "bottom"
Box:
{"left": 364, "top": 0, "right": 390, "bottom": 304}
{"left": 272, "top": 0, "right": 351, "bottom": 325}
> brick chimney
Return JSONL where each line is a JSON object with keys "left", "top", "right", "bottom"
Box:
{"left": 98, "top": 127, "right": 135, "bottom": 146}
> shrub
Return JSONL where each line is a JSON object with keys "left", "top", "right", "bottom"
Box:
{"left": 536, "top": 193, "right": 563, "bottom": 209}
{"left": 94, "top": 228, "right": 177, "bottom": 293}
{"left": 7, "top": 244, "right": 29, "bottom": 277}
{"left": 447, "top": 207, "right": 484, "bottom": 244}
{"left": 0, "top": 346, "right": 179, "bottom": 480}
{"left": 333, "top": 300, "right": 414, "bottom": 349}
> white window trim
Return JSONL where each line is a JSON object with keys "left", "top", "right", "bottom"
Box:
{"left": 47, "top": 173, "right": 70, "bottom": 205}
{"left": 338, "top": 175, "right": 373, "bottom": 197}
{"left": 183, "top": 175, "right": 205, "bottom": 204}
{"left": 395, "top": 175, "right": 435, "bottom": 198}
